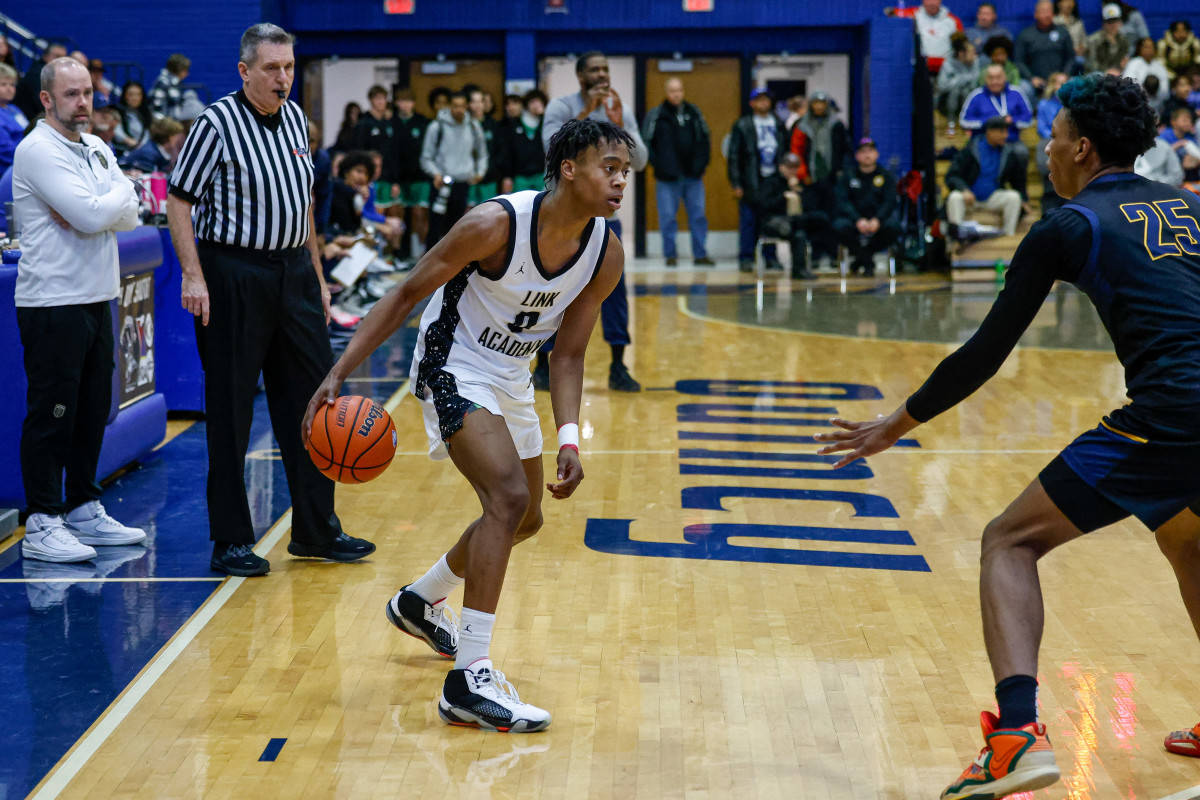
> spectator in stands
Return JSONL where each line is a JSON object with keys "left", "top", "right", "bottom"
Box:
{"left": 467, "top": 87, "right": 503, "bottom": 207}
{"left": 965, "top": 3, "right": 1011, "bottom": 53}
{"left": 355, "top": 85, "right": 400, "bottom": 212}
{"left": 114, "top": 80, "right": 150, "bottom": 155}
{"left": 86, "top": 60, "right": 115, "bottom": 108}
{"left": 980, "top": 36, "right": 1034, "bottom": 105}
{"left": 15, "top": 42, "right": 66, "bottom": 119}
{"left": 1190, "top": 67, "right": 1200, "bottom": 113}
{"left": 332, "top": 101, "right": 361, "bottom": 154}
{"left": 1115, "top": 2, "right": 1149, "bottom": 58}
{"left": 961, "top": 64, "right": 1033, "bottom": 146}
{"left": 1053, "top": 0, "right": 1088, "bottom": 62}
{"left": 1035, "top": 72, "right": 1068, "bottom": 215}
{"left": 1087, "top": 5, "right": 1130, "bottom": 74}
{"left": 0, "top": 63, "right": 27, "bottom": 173}
{"left": 90, "top": 106, "right": 120, "bottom": 154}
{"left": 784, "top": 95, "right": 807, "bottom": 132}
{"left": 150, "top": 53, "right": 190, "bottom": 120}
{"left": 1125, "top": 37, "right": 1170, "bottom": 101}
{"left": 392, "top": 88, "right": 431, "bottom": 259}
{"left": 754, "top": 153, "right": 823, "bottom": 279}
{"left": 0, "top": 36, "right": 14, "bottom": 68}
{"left": 1014, "top": 1, "right": 1075, "bottom": 96}
{"left": 833, "top": 137, "right": 899, "bottom": 276}
{"left": 1159, "top": 21, "right": 1200, "bottom": 80}
{"left": 68, "top": 50, "right": 87, "bottom": 68}
{"left": 1135, "top": 135, "right": 1185, "bottom": 187}
{"left": 728, "top": 87, "right": 788, "bottom": 272}
{"left": 937, "top": 33, "right": 981, "bottom": 136}
{"left": 886, "top": 0, "right": 964, "bottom": 75}
{"left": 328, "top": 150, "right": 374, "bottom": 237}
{"left": 1160, "top": 105, "right": 1200, "bottom": 182}
{"left": 644, "top": 77, "right": 712, "bottom": 267}
{"left": 119, "top": 117, "right": 185, "bottom": 173}
{"left": 428, "top": 86, "right": 451, "bottom": 115}
{"left": 1163, "top": 74, "right": 1197, "bottom": 126}
{"left": 420, "top": 90, "right": 487, "bottom": 248}
{"left": 503, "top": 93, "right": 523, "bottom": 120}
{"left": 309, "top": 121, "right": 333, "bottom": 241}
{"left": 498, "top": 89, "right": 546, "bottom": 196}
{"left": 795, "top": 90, "right": 850, "bottom": 266}
{"left": 944, "top": 116, "right": 1026, "bottom": 237}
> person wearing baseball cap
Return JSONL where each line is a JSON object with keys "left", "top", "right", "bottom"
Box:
{"left": 1086, "top": 4, "right": 1130, "bottom": 73}
{"left": 727, "top": 86, "right": 788, "bottom": 272}
{"left": 832, "top": 137, "right": 901, "bottom": 276}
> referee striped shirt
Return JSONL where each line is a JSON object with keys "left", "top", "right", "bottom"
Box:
{"left": 169, "top": 90, "right": 314, "bottom": 250}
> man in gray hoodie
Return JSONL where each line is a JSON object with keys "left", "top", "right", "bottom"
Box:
{"left": 421, "top": 90, "right": 488, "bottom": 248}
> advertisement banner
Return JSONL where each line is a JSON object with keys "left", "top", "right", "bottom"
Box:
{"left": 118, "top": 272, "right": 155, "bottom": 408}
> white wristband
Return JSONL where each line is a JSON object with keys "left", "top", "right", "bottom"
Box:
{"left": 557, "top": 422, "right": 580, "bottom": 451}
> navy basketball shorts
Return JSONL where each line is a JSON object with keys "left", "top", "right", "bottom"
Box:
{"left": 1040, "top": 416, "right": 1200, "bottom": 533}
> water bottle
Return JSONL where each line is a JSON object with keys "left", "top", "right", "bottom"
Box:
{"left": 432, "top": 176, "right": 454, "bottom": 215}
{"left": 994, "top": 259, "right": 1006, "bottom": 283}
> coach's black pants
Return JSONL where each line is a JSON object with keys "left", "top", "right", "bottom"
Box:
{"left": 195, "top": 243, "right": 341, "bottom": 546}
{"left": 18, "top": 302, "right": 113, "bottom": 516}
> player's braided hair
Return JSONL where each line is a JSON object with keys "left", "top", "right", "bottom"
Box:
{"left": 543, "top": 118, "right": 636, "bottom": 189}
{"left": 1056, "top": 73, "right": 1157, "bottom": 168}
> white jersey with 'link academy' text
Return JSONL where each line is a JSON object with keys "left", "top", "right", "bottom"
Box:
{"left": 410, "top": 190, "right": 610, "bottom": 402}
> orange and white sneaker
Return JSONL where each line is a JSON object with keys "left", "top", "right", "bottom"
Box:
{"left": 941, "top": 711, "right": 1061, "bottom": 800}
{"left": 1165, "top": 723, "right": 1200, "bottom": 757}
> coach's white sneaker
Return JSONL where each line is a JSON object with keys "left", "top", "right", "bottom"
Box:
{"left": 64, "top": 501, "right": 146, "bottom": 546}
{"left": 22, "top": 513, "right": 97, "bottom": 563}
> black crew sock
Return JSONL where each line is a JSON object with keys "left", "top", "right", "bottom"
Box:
{"left": 610, "top": 344, "right": 625, "bottom": 369}
{"left": 995, "top": 674, "right": 1038, "bottom": 730}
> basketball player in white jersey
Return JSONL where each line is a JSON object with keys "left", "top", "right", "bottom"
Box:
{"left": 303, "top": 119, "right": 634, "bottom": 731}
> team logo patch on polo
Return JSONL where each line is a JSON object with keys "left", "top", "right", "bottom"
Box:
{"left": 53, "top": 404, "right": 66, "bottom": 418}
{"left": 293, "top": 146, "right": 309, "bottom": 157}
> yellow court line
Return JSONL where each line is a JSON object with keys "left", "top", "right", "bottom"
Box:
{"left": 28, "top": 378, "right": 415, "bottom": 800}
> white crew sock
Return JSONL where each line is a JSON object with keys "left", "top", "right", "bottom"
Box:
{"left": 456, "top": 608, "right": 495, "bottom": 670}
{"left": 409, "top": 554, "right": 463, "bottom": 606}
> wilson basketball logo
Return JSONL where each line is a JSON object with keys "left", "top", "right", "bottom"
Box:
{"left": 357, "top": 404, "right": 385, "bottom": 437}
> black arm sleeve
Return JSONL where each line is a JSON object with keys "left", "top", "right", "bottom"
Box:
{"left": 905, "top": 211, "right": 1091, "bottom": 422}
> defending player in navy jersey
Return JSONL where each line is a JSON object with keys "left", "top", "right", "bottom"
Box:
{"left": 303, "top": 119, "right": 634, "bottom": 732}
{"left": 816, "top": 74, "right": 1200, "bottom": 799}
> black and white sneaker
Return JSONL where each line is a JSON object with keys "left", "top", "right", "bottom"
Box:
{"left": 439, "top": 659, "right": 551, "bottom": 733}
{"left": 385, "top": 585, "right": 458, "bottom": 658}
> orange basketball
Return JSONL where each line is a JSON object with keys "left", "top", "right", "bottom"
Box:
{"left": 308, "top": 395, "right": 397, "bottom": 484}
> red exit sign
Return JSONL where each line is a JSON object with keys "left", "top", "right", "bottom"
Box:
{"left": 683, "top": 0, "right": 713, "bottom": 9}
{"left": 385, "top": 0, "right": 414, "bottom": 13}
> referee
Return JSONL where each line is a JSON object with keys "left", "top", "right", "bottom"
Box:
{"left": 166, "top": 23, "right": 374, "bottom": 576}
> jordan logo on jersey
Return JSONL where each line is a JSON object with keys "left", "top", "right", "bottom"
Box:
{"left": 516, "top": 262, "right": 526, "bottom": 274}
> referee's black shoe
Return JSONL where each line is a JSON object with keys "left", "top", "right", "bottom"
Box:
{"left": 608, "top": 363, "right": 642, "bottom": 392}
{"left": 211, "top": 542, "right": 270, "bottom": 577}
{"left": 287, "top": 532, "right": 376, "bottom": 562}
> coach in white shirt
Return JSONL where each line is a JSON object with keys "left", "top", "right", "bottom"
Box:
{"left": 12, "top": 57, "right": 147, "bottom": 564}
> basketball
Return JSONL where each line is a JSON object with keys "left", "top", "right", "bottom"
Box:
{"left": 308, "top": 395, "right": 397, "bottom": 484}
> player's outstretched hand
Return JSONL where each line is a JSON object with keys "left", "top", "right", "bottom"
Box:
{"left": 546, "top": 448, "right": 584, "bottom": 499}
{"left": 301, "top": 373, "right": 343, "bottom": 451}
{"left": 813, "top": 406, "right": 920, "bottom": 468}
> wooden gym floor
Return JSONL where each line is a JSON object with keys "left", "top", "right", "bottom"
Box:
{"left": 15, "top": 264, "right": 1200, "bottom": 800}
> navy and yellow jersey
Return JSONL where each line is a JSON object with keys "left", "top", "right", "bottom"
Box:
{"left": 907, "top": 173, "right": 1200, "bottom": 439}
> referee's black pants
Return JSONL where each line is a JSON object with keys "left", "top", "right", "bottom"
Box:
{"left": 195, "top": 243, "right": 342, "bottom": 546}
{"left": 17, "top": 302, "right": 113, "bottom": 516}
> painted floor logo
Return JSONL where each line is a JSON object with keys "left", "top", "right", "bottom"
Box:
{"left": 584, "top": 379, "right": 930, "bottom": 572}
